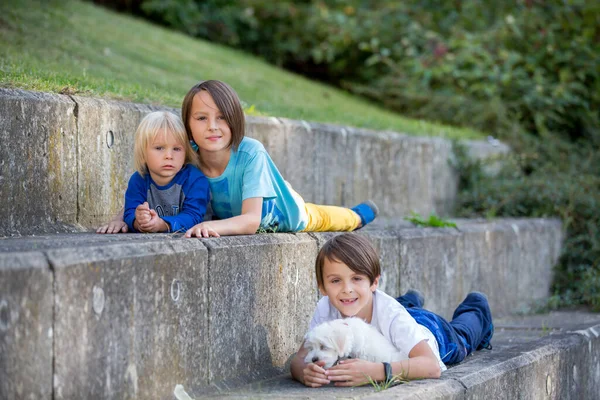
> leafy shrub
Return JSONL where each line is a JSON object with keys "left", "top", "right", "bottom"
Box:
{"left": 354, "top": 1, "right": 600, "bottom": 145}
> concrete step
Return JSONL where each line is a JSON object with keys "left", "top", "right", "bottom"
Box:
{"left": 0, "top": 218, "right": 561, "bottom": 399}
{"left": 188, "top": 311, "right": 600, "bottom": 400}
{"left": 0, "top": 89, "right": 509, "bottom": 236}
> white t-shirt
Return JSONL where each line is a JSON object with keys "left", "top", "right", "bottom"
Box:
{"left": 309, "top": 289, "right": 447, "bottom": 371}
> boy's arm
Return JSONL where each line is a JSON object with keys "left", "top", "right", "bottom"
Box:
{"left": 290, "top": 343, "right": 330, "bottom": 388}
{"left": 123, "top": 173, "right": 148, "bottom": 232}
{"left": 326, "top": 340, "right": 440, "bottom": 386}
{"left": 185, "top": 197, "right": 262, "bottom": 237}
{"left": 392, "top": 339, "right": 441, "bottom": 379}
{"left": 161, "top": 173, "right": 210, "bottom": 233}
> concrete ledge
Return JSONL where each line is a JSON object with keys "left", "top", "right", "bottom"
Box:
{"left": 0, "top": 218, "right": 562, "bottom": 398}
{"left": 203, "top": 234, "right": 318, "bottom": 389}
{"left": 0, "top": 89, "right": 79, "bottom": 236}
{"left": 0, "top": 89, "right": 509, "bottom": 236}
{"left": 189, "top": 311, "right": 600, "bottom": 400}
{"left": 0, "top": 252, "right": 53, "bottom": 399}
{"left": 73, "top": 95, "right": 164, "bottom": 228}
{"left": 50, "top": 239, "right": 210, "bottom": 399}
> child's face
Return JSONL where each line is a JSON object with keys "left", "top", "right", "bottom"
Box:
{"left": 319, "top": 257, "right": 379, "bottom": 322}
{"left": 188, "top": 91, "right": 232, "bottom": 154}
{"left": 145, "top": 131, "right": 186, "bottom": 186}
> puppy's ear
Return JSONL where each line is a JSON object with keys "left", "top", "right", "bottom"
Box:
{"left": 331, "top": 322, "right": 351, "bottom": 357}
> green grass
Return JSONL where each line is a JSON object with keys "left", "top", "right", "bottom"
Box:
{"left": 0, "top": 0, "right": 484, "bottom": 140}
{"left": 366, "top": 373, "right": 410, "bottom": 392}
{"left": 405, "top": 212, "right": 458, "bottom": 229}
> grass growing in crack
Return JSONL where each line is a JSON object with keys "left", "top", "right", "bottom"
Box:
{"left": 405, "top": 212, "right": 458, "bottom": 229}
{"left": 540, "top": 320, "right": 551, "bottom": 337}
{"left": 366, "top": 373, "right": 410, "bottom": 392}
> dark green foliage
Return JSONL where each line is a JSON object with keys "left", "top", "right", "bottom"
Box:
{"left": 352, "top": 1, "right": 600, "bottom": 146}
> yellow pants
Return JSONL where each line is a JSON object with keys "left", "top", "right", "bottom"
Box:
{"left": 301, "top": 203, "right": 361, "bottom": 232}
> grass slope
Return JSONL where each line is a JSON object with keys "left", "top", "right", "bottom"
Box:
{"left": 0, "top": 0, "right": 483, "bottom": 139}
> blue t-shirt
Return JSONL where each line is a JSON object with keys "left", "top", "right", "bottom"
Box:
{"left": 124, "top": 164, "right": 210, "bottom": 233}
{"left": 208, "top": 137, "right": 308, "bottom": 232}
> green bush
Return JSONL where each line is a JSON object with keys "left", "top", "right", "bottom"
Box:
{"left": 354, "top": 1, "right": 600, "bottom": 145}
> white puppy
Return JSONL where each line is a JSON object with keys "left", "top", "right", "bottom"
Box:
{"left": 303, "top": 317, "right": 407, "bottom": 369}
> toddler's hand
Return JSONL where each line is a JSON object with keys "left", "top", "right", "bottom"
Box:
{"left": 302, "top": 361, "right": 329, "bottom": 388}
{"left": 135, "top": 202, "right": 152, "bottom": 226}
{"left": 185, "top": 222, "right": 220, "bottom": 238}
{"left": 138, "top": 209, "right": 168, "bottom": 233}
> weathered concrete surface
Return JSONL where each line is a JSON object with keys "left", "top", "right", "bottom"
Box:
{"left": 200, "top": 233, "right": 318, "bottom": 393}
{"left": 346, "top": 128, "right": 439, "bottom": 218}
{"left": 456, "top": 219, "right": 564, "bottom": 319}
{"left": 0, "top": 89, "right": 510, "bottom": 236}
{"left": 253, "top": 117, "right": 496, "bottom": 218}
{"left": 50, "top": 238, "right": 208, "bottom": 399}
{"left": 0, "top": 218, "right": 563, "bottom": 397}
{"left": 73, "top": 96, "right": 168, "bottom": 228}
{"left": 0, "top": 89, "right": 80, "bottom": 236}
{"left": 446, "top": 315, "right": 600, "bottom": 400}
{"left": 0, "top": 252, "right": 53, "bottom": 400}
{"left": 190, "top": 311, "right": 600, "bottom": 400}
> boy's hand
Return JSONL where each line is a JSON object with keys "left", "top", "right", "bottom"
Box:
{"left": 185, "top": 222, "right": 220, "bottom": 238}
{"left": 135, "top": 202, "right": 152, "bottom": 226}
{"left": 137, "top": 209, "right": 168, "bottom": 233}
{"left": 326, "top": 359, "right": 383, "bottom": 386}
{"left": 302, "top": 361, "right": 329, "bottom": 388}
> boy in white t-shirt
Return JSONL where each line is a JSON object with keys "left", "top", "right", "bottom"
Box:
{"left": 290, "top": 233, "right": 494, "bottom": 387}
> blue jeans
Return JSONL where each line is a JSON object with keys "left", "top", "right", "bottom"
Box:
{"left": 396, "top": 291, "right": 493, "bottom": 365}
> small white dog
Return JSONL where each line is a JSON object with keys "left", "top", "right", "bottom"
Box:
{"left": 303, "top": 317, "right": 407, "bottom": 368}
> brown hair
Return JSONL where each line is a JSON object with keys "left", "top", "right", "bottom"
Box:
{"left": 315, "top": 233, "right": 381, "bottom": 288}
{"left": 181, "top": 80, "right": 245, "bottom": 150}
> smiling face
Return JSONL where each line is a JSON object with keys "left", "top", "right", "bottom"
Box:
{"left": 319, "top": 257, "right": 379, "bottom": 322}
{"left": 188, "top": 90, "right": 233, "bottom": 155}
{"left": 145, "top": 131, "right": 186, "bottom": 186}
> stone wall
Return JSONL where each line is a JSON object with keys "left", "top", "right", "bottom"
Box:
{"left": 0, "top": 89, "right": 509, "bottom": 236}
{"left": 0, "top": 219, "right": 561, "bottom": 398}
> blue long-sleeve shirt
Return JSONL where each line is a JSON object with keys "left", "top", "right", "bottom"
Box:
{"left": 124, "top": 164, "right": 210, "bottom": 233}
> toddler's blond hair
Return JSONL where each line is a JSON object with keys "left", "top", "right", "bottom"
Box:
{"left": 133, "top": 111, "right": 199, "bottom": 176}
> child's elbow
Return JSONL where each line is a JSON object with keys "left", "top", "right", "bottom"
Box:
{"left": 243, "top": 215, "right": 261, "bottom": 235}
{"left": 428, "top": 362, "right": 442, "bottom": 379}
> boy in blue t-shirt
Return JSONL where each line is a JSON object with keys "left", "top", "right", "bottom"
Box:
{"left": 122, "top": 111, "right": 209, "bottom": 233}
